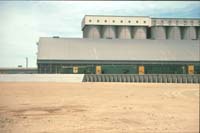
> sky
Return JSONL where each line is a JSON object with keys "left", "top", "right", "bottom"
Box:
{"left": 0, "top": 1, "right": 200, "bottom": 68}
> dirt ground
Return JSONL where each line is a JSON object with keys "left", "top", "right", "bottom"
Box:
{"left": 0, "top": 82, "right": 199, "bottom": 133}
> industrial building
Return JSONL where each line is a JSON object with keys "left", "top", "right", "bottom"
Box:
{"left": 37, "top": 15, "right": 200, "bottom": 75}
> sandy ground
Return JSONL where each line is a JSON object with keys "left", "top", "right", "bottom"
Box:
{"left": 0, "top": 82, "right": 199, "bottom": 133}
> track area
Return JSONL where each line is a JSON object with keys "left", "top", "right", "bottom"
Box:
{"left": 0, "top": 83, "right": 199, "bottom": 133}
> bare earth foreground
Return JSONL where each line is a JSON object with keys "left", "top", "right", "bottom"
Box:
{"left": 0, "top": 83, "right": 199, "bottom": 133}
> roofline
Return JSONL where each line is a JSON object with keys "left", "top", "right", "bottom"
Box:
{"left": 83, "top": 15, "right": 200, "bottom": 19}
{"left": 37, "top": 60, "right": 200, "bottom": 65}
{"left": 84, "top": 15, "right": 150, "bottom": 18}
{"left": 152, "top": 17, "right": 200, "bottom": 20}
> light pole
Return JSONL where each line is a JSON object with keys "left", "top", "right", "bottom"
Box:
{"left": 26, "top": 57, "right": 28, "bottom": 68}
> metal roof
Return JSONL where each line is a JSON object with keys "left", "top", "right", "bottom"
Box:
{"left": 37, "top": 37, "right": 200, "bottom": 62}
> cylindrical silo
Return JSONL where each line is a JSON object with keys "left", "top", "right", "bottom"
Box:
{"left": 83, "top": 25, "right": 101, "bottom": 38}
{"left": 102, "top": 26, "right": 116, "bottom": 39}
{"left": 117, "top": 26, "right": 132, "bottom": 39}
{"left": 197, "top": 27, "right": 200, "bottom": 40}
{"left": 183, "top": 26, "right": 196, "bottom": 40}
{"left": 151, "top": 26, "right": 166, "bottom": 40}
{"left": 167, "top": 26, "right": 181, "bottom": 40}
{"left": 132, "top": 26, "right": 147, "bottom": 39}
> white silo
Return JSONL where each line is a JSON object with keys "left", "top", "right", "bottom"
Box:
{"left": 183, "top": 26, "right": 196, "bottom": 40}
{"left": 83, "top": 25, "right": 101, "bottom": 38}
{"left": 132, "top": 26, "right": 147, "bottom": 39}
{"left": 102, "top": 26, "right": 116, "bottom": 39}
{"left": 151, "top": 26, "right": 166, "bottom": 40}
{"left": 167, "top": 26, "right": 181, "bottom": 40}
{"left": 117, "top": 26, "right": 132, "bottom": 39}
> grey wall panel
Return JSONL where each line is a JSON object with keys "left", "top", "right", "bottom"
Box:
{"left": 167, "top": 26, "right": 181, "bottom": 40}
{"left": 102, "top": 26, "right": 116, "bottom": 39}
{"left": 151, "top": 26, "right": 166, "bottom": 40}
{"left": 183, "top": 26, "right": 197, "bottom": 40}
{"left": 117, "top": 26, "right": 132, "bottom": 39}
{"left": 83, "top": 25, "right": 101, "bottom": 38}
{"left": 132, "top": 26, "right": 147, "bottom": 39}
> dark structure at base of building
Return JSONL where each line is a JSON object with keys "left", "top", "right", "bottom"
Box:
{"left": 37, "top": 38, "right": 200, "bottom": 75}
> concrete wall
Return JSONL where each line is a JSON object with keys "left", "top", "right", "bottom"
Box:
{"left": 0, "top": 74, "right": 84, "bottom": 83}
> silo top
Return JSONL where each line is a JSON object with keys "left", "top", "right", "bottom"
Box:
{"left": 81, "top": 15, "right": 200, "bottom": 29}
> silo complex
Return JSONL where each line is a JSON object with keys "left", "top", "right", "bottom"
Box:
{"left": 132, "top": 27, "right": 147, "bottom": 39}
{"left": 117, "top": 26, "right": 132, "bottom": 39}
{"left": 83, "top": 25, "right": 101, "bottom": 38}
{"left": 82, "top": 15, "right": 200, "bottom": 40}
{"left": 151, "top": 26, "right": 166, "bottom": 40}
{"left": 102, "top": 26, "right": 116, "bottom": 39}
{"left": 183, "top": 27, "right": 196, "bottom": 40}
{"left": 167, "top": 26, "right": 181, "bottom": 40}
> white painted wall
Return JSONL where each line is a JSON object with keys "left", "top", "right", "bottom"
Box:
{"left": 0, "top": 74, "right": 84, "bottom": 83}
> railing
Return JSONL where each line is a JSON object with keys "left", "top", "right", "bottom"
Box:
{"left": 83, "top": 74, "right": 200, "bottom": 83}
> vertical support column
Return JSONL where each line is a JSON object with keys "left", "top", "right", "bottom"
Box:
{"left": 197, "top": 27, "right": 200, "bottom": 40}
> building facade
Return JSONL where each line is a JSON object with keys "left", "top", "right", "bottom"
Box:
{"left": 37, "top": 15, "right": 200, "bottom": 74}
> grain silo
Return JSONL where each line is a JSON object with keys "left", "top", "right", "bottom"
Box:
{"left": 83, "top": 25, "right": 101, "bottom": 38}
{"left": 132, "top": 26, "right": 147, "bottom": 39}
{"left": 183, "top": 26, "right": 196, "bottom": 40}
{"left": 167, "top": 26, "right": 181, "bottom": 40}
{"left": 102, "top": 26, "right": 116, "bottom": 39}
{"left": 117, "top": 26, "right": 132, "bottom": 39}
{"left": 151, "top": 26, "right": 166, "bottom": 40}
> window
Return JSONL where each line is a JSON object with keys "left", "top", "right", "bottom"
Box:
{"left": 120, "top": 20, "right": 123, "bottom": 23}
{"left": 136, "top": 20, "right": 138, "bottom": 23}
{"left": 128, "top": 20, "right": 131, "bottom": 23}
{"left": 112, "top": 20, "right": 115, "bottom": 23}
{"left": 97, "top": 20, "right": 100, "bottom": 23}
{"left": 104, "top": 20, "right": 107, "bottom": 23}
{"left": 144, "top": 21, "right": 146, "bottom": 23}
{"left": 89, "top": 19, "right": 92, "bottom": 22}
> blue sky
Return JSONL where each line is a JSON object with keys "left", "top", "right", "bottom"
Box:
{"left": 0, "top": 1, "right": 200, "bottom": 67}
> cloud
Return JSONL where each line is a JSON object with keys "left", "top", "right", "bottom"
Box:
{"left": 0, "top": 1, "right": 199, "bottom": 67}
